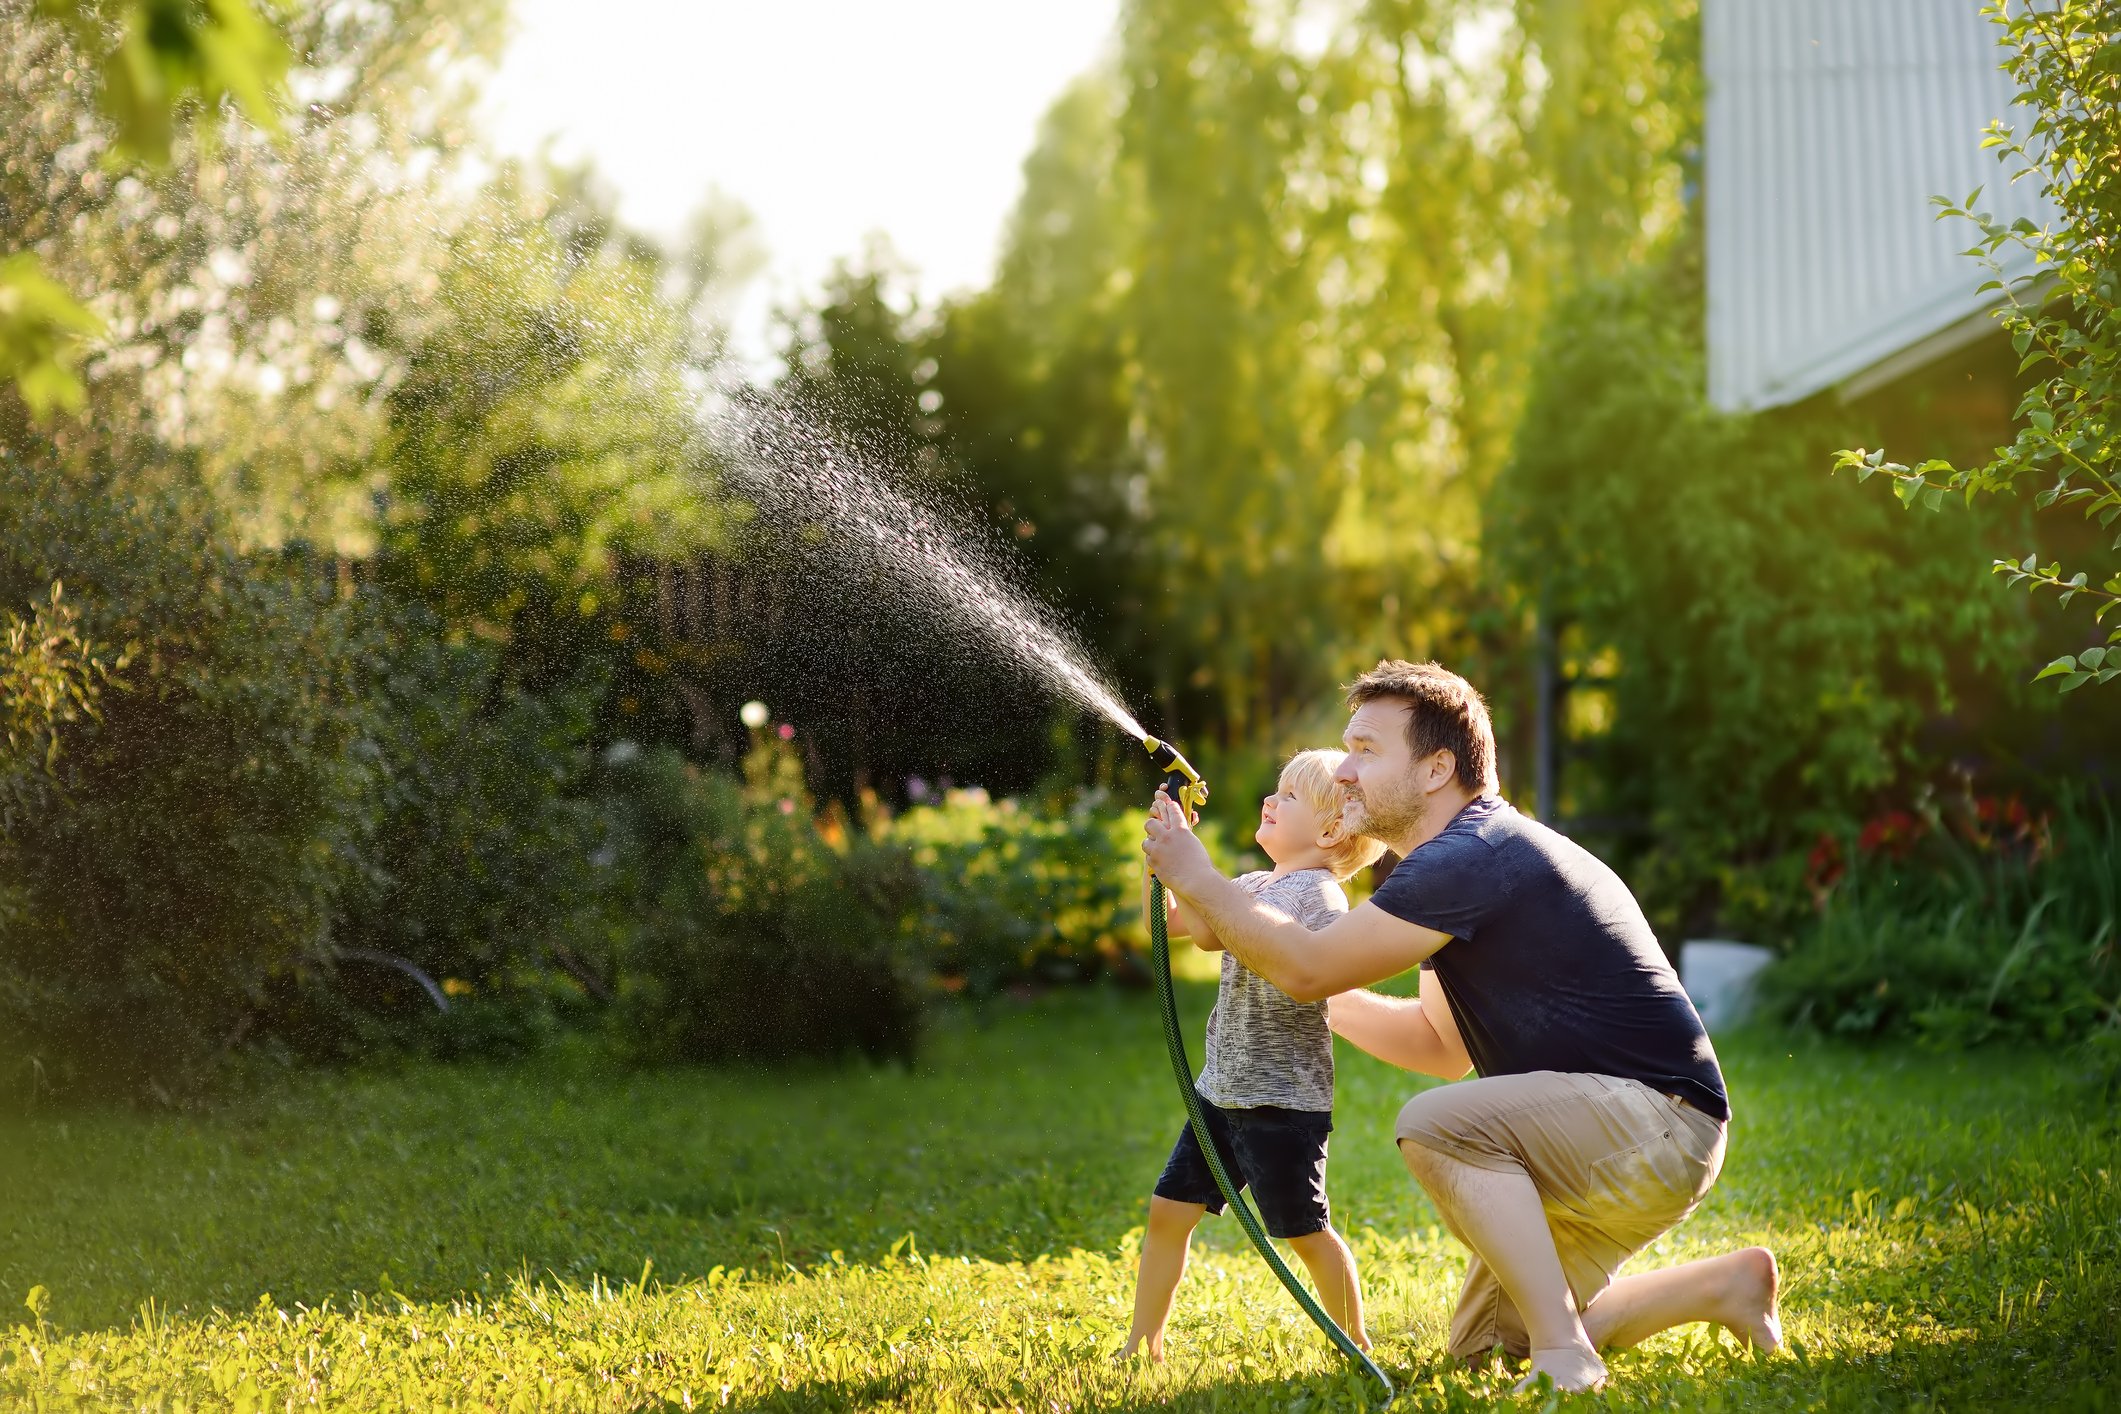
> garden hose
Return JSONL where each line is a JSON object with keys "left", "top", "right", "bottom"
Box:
{"left": 1142, "top": 737, "right": 1395, "bottom": 1404}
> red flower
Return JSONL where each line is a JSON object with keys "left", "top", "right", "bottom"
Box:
{"left": 1856, "top": 809, "right": 1924, "bottom": 860}
{"left": 1806, "top": 831, "right": 1846, "bottom": 896}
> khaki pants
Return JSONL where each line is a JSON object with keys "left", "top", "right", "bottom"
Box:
{"left": 1395, "top": 1071, "right": 1727, "bottom": 1361}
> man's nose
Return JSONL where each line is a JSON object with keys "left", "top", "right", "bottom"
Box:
{"left": 1334, "top": 760, "right": 1358, "bottom": 785}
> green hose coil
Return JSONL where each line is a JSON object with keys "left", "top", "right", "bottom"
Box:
{"left": 1148, "top": 870, "right": 1395, "bottom": 1403}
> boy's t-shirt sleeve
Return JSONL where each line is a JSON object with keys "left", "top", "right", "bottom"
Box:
{"left": 1255, "top": 869, "right": 1347, "bottom": 932}
{"left": 1369, "top": 833, "right": 1505, "bottom": 941}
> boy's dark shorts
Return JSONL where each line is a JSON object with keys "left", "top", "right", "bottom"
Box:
{"left": 1153, "top": 1094, "right": 1334, "bottom": 1239}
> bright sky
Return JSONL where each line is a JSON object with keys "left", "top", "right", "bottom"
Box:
{"left": 483, "top": 0, "right": 1122, "bottom": 364}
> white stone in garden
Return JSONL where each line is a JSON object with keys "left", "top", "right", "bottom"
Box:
{"left": 1680, "top": 940, "right": 1776, "bottom": 1033}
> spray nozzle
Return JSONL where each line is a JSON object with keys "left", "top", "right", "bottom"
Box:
{"left": 1141, "top": 735, "right": 1202, "bottom": 786}
{"left": 1141, "top": 736, "right": 1208, "bottom": 823}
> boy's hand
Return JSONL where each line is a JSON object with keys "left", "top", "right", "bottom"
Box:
{"left": 1143, "top": 788, "right": 1216, "bottom": 893}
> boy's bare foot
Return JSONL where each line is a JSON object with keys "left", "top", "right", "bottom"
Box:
{"left": 1115, "top": 1334, "right": 1165, "bottom": 1363}
{"left": 1712, "top": 1247, "right": 1783, "bottom": 1353}
{"left": 1511, "top": 1343, "right": 1607, "bottom": 1395}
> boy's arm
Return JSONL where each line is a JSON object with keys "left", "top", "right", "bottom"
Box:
{"left": 1140, "top": 864, "right": 1225, "bottom": 950}
{"left": 1178, "top": 894, "right": 1224, "bottom": 951}
{"left": 1143, "top": 794, "right": 1446, "bottom": 999}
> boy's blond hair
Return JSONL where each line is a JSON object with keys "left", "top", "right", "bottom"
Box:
{"left": 1280, "top": 748, "right": 1388, "bottom": 880}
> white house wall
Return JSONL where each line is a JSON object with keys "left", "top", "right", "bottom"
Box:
{"left": 1704, "top": 0, "right": 2059, "bottom": 412}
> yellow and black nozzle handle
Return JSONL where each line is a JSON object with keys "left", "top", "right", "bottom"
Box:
{"left": 1141, "top": 735, "right": 1208, "bottom": 832}
{"left": 1136, "top": 732, "right": 1395, "bottom": 1404}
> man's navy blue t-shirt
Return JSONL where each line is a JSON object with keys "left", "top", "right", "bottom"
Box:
{"left": 1369, "top": 796, "right": 1729, "bottom": 1122}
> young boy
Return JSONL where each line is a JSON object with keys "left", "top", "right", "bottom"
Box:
{"left": 1120, "top": 748, "right": 1388, "bottom": 1361}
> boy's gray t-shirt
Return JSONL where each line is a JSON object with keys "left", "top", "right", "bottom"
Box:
{"left": 1195, "top": 867, "right": 1347, "bottom": 1113}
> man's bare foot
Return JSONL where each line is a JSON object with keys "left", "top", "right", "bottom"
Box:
{"left": 1511, "top": 1343, "right": 1607, "bottom": 1394}
{"left": 1713, "top": 1247, "right": 1783, "bottom": 1354}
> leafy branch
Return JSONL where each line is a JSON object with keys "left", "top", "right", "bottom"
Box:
{"left": 34, "top": 0, "right": 290, "bottom": 167}
{"left": 4, "top": 0, "right": 291, "bottom": 423}
{"left": 0, "top": 254, "right": 107, "bottom": 421}
{"left": 2, "top": 581, "right": 133, "bottom": 829}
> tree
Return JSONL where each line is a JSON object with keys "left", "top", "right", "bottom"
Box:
{"left": 1836, "top": 0, "right": 2121, "bottom": 691}
{"left": 4, "top": 0, "right": 293, "bottom": 419}
{"left": 898, "top": 0, "right": 1704, "bottom": 781}
{"left": 1491, "top": 265, "right": 2033, "bottom": 936}
{"left": 1, "top": 0, "right": 509, "bottom": 545}
{"left": 372, "top": 166, "right": 716, "bottom": 680}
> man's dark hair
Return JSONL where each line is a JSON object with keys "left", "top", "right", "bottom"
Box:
{"left": 1344, "top": 660, "right": 1500, "bottom": 795}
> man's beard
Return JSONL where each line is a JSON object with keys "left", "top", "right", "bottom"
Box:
{"left": 1343, "top": 780, "right": 1425, "bottom": 846}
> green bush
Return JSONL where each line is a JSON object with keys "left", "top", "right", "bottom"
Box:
{"left": 1488, "top": 263, "right": 2032, "bottom": 936}
{"left": 881, "top": 788, "right": 1154, "bottom": 997}
{"left": 1835, "top": 0, "right": 2121, "bottom": 683}
{"left": 0, "top": 466, "right": 376, "bottom": 1101}
{"left": 273, "top": 605, "right": 610, "bottom": 1064}
{"left": 603, "top": 743, "right": 928, "bottom": 1067}
{"left": 1763, "top": 788, "right": 2120, "bottom": 1049}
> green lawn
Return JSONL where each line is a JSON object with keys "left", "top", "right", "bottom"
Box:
{"left": 1, "top": 982, "right": 2115, "bottom": 1410}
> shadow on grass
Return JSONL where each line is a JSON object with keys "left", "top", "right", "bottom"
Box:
{"left": 716, "top": 1363, "right": 1415, "bottom": 1414}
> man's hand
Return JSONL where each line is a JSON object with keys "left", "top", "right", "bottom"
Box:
{"left": 1142, "top": 787, "right": 1218, "bottom": 893}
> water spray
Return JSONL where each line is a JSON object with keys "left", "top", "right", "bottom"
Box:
{"left": 716, "top": 394, "right": 1389, "bottom": 1397}
{"left": 1140, "top": 735, "right": 1395, "bottom": 1403}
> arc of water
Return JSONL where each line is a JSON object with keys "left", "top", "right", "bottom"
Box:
{"left": 712, "top": 398, "right": 1148, "bottom": 743}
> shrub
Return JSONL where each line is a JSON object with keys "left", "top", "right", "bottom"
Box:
{"left": 1835, "top": 0, "right": 2121, "bottom": 684}
{"left": 882, "top": 788, "right": 1146, "bottom": 996}
{"left": 877, "top": 783, "right": 1267, "bottom": 997}
{"left": 604, "top": 743, "right": 928, "bottom": 1067}
{"left": 1, "top": 580, "right": 129, "bottom": 829}
{"left": 1763, "top": 788, "right": 2120, "bottom": 1048}
{"left": 274, "top": 605, "right": 610, "bottom": 1064}
{"left": 1488, "top": 264, "right": 2032, "bottom": 936}
{"left": 0, "top": 466, "right": 376, "bottom": 1101}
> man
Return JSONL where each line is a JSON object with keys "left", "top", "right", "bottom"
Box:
{"left": 1140, "top": 660, "right": 1780, "bottom": 1393}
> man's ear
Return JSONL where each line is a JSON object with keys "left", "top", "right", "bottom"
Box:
{"left": 1423, "top": 749, "right": 1458, "bottom": 794}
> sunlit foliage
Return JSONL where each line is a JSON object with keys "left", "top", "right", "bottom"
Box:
{"left": 373, "top": 170, "right": 718, "bottom": 656}
{"left": 3, "top": 0, "right": 291, "bottom": 419}
{"left": 1488, "top": 265, "right": 2031, "bottom": 937}
{"left": 882, "top": 0, "right": 1703, "bottom": 778}
{"left": 0, "top": 0, "right": 506, "bottom": 543}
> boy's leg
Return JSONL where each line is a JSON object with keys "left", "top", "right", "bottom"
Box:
{"left": 1286, "top": 1227, "right": 1371, "bottom": 1349}
{"left": 1225, "top": 1107, "right": 1371, "bottom": 1347}
{"left": 1120, "top": 1196, "right": 1207, "bottom": 1360}
{"left": 1124, "top": 1104, "right": 1242, "bottom": 1361}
